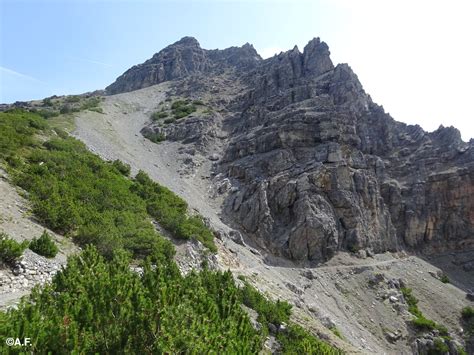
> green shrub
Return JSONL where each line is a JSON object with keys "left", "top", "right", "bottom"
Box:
{"left": 192, "top": 100, "right": 204, "bottom": 105}
{"left": 151, "top": 111, "right": 168, "bottom": 121}
{"left": 171, "top": 100, "right": 196, "bottom": 119}
{"left": 277, "top": 323, "right": 343, "bottom": 355}
{"left": 240, "top": 281, "right": 291, "bottom": 326}
{"left": 37, "top": 109, "right": 60, "bottom": 119}
{"left": 401, "top": 287, "right": 422, "bottom": 317}
{"left": 412, "top": 315, "right": 437, "bottom": 331}
{"left": 330, "top": 326, "right": 343, "bottom": 339}
{"left": 430, "top": 338, "right": 449, "bottom": 354}
{"left": 111, "top": 159, "right": 131, "bottom": 176}
{"left": 0, "top": 233, "right": 28, "bottom": 264}
{"left": 65, "top": 95, "right": 81, "bottom": 103}
{"left": 0, "top": 110, "right": 44, "bottom": 159}
{"left": 80, "top": 97, "right": 101, "bottom": 111}
{"left": 440, "top": 274, "right": 450, "bottom": 283}
{"left": 462, "top": 306, "right": 474, "bottom": 320}
{"left": 461, "top": 306, "right": 474, "bottom": 336}
{"left": 29, "top": 230, "right": 59, "bottom": 258}
{"left": 60, "top": 105, "right": 73, "bottom": 114}
{"left": 164, "top": 117, "right": 176, "bottom": 124}
{"left": 143, "top": 131, "right": 165, "bottom": 143}
{"left": 42, "top": 97, "right": 54, "bottom": 107}
{"left": 88, "top": 107, "right": 103, "bottom": 114}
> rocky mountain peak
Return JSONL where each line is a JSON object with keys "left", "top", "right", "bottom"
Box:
{"left": 302, "top": 37, "right": 334, "bottom": 76}
{"left": 106, "top": 37, "right": 262, "bottom": 94}
{"left": 172, "top": 36, "right": 201, "bottom": 47}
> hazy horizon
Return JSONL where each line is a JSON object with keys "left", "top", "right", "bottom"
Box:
{"left": 1, "top": 0, "right": 473, "bottom": 140}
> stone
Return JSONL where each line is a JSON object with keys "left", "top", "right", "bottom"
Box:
{"left": 320, "top": 316, "right": 336, "bottom": 329}
{"left": 385, "top": 331, "right": 401, "bottom": 343}
{"left": 286, "top": 282, "right": 303, "bottom": 295}
{"left": 267, "top": 323, "right": 277, "bottom": 334}
{"left": 208, "top": 153, "right": 220, "bottom": 161}
{"left": 389, "top": 296, "right": 398, "bottom": 303}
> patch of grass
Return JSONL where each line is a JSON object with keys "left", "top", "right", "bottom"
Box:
{"left": 401, "top": 287, "right": 422, "bottom": 317}
{"left": 192, "top": 100, "right": 205, "bottom": 106}
{"left": 401, "top": 287, "right": 448, "bottom": 335}
{"left": 330, "top": 326, "right": 343, "bottom": 339}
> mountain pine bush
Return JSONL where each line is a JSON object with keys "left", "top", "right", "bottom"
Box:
{"left": 0, "top": 233, "right": 28, "bottom": 265}
{"left": 29, "top": 230, "right": 58, "bottom": 258}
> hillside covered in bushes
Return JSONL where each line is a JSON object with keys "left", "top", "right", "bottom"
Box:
{"left": 0, "top": 109, "right": 342, "bottom": 354}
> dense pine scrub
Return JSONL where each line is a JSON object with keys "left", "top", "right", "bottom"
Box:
{"left": 0, "top": 246, "right": 262, "bottom": 353}
{"left": 131, "top": 171, "right": 216, "bottom": 252}
{"left": 240, "top": 280, "right": 292, "bottom": 327}
{"left": 0, "top": 109, "right": 215, "bottom": 256}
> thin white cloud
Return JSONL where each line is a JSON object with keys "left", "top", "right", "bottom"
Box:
{"left": 0, "top": 66, "right": 45, "bottom": 83}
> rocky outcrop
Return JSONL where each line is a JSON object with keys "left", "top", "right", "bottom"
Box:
{"left": 114, "top": 37, "right": 473, "bottom": 263}
{"left": 106, "top": 37, "right": 261, "bottom": 94}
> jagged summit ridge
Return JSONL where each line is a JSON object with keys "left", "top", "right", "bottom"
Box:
{"left": 106, "top": 37, "right": 336, "bottom": 95}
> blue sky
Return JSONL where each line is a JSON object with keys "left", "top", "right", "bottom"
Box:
{"left": 1, "top": 0, "right": 473, "bottom": 139}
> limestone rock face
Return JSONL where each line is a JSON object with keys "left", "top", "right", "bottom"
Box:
{"left": 106, "top": 37, "right": 261, "bottom": 94}
{"left": 111, "top": 37, "right": 474, "bottom": 262}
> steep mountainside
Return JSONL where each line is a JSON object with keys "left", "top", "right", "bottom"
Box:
{"left": 109, "top": 37, "right": 473, "bottom": 264}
